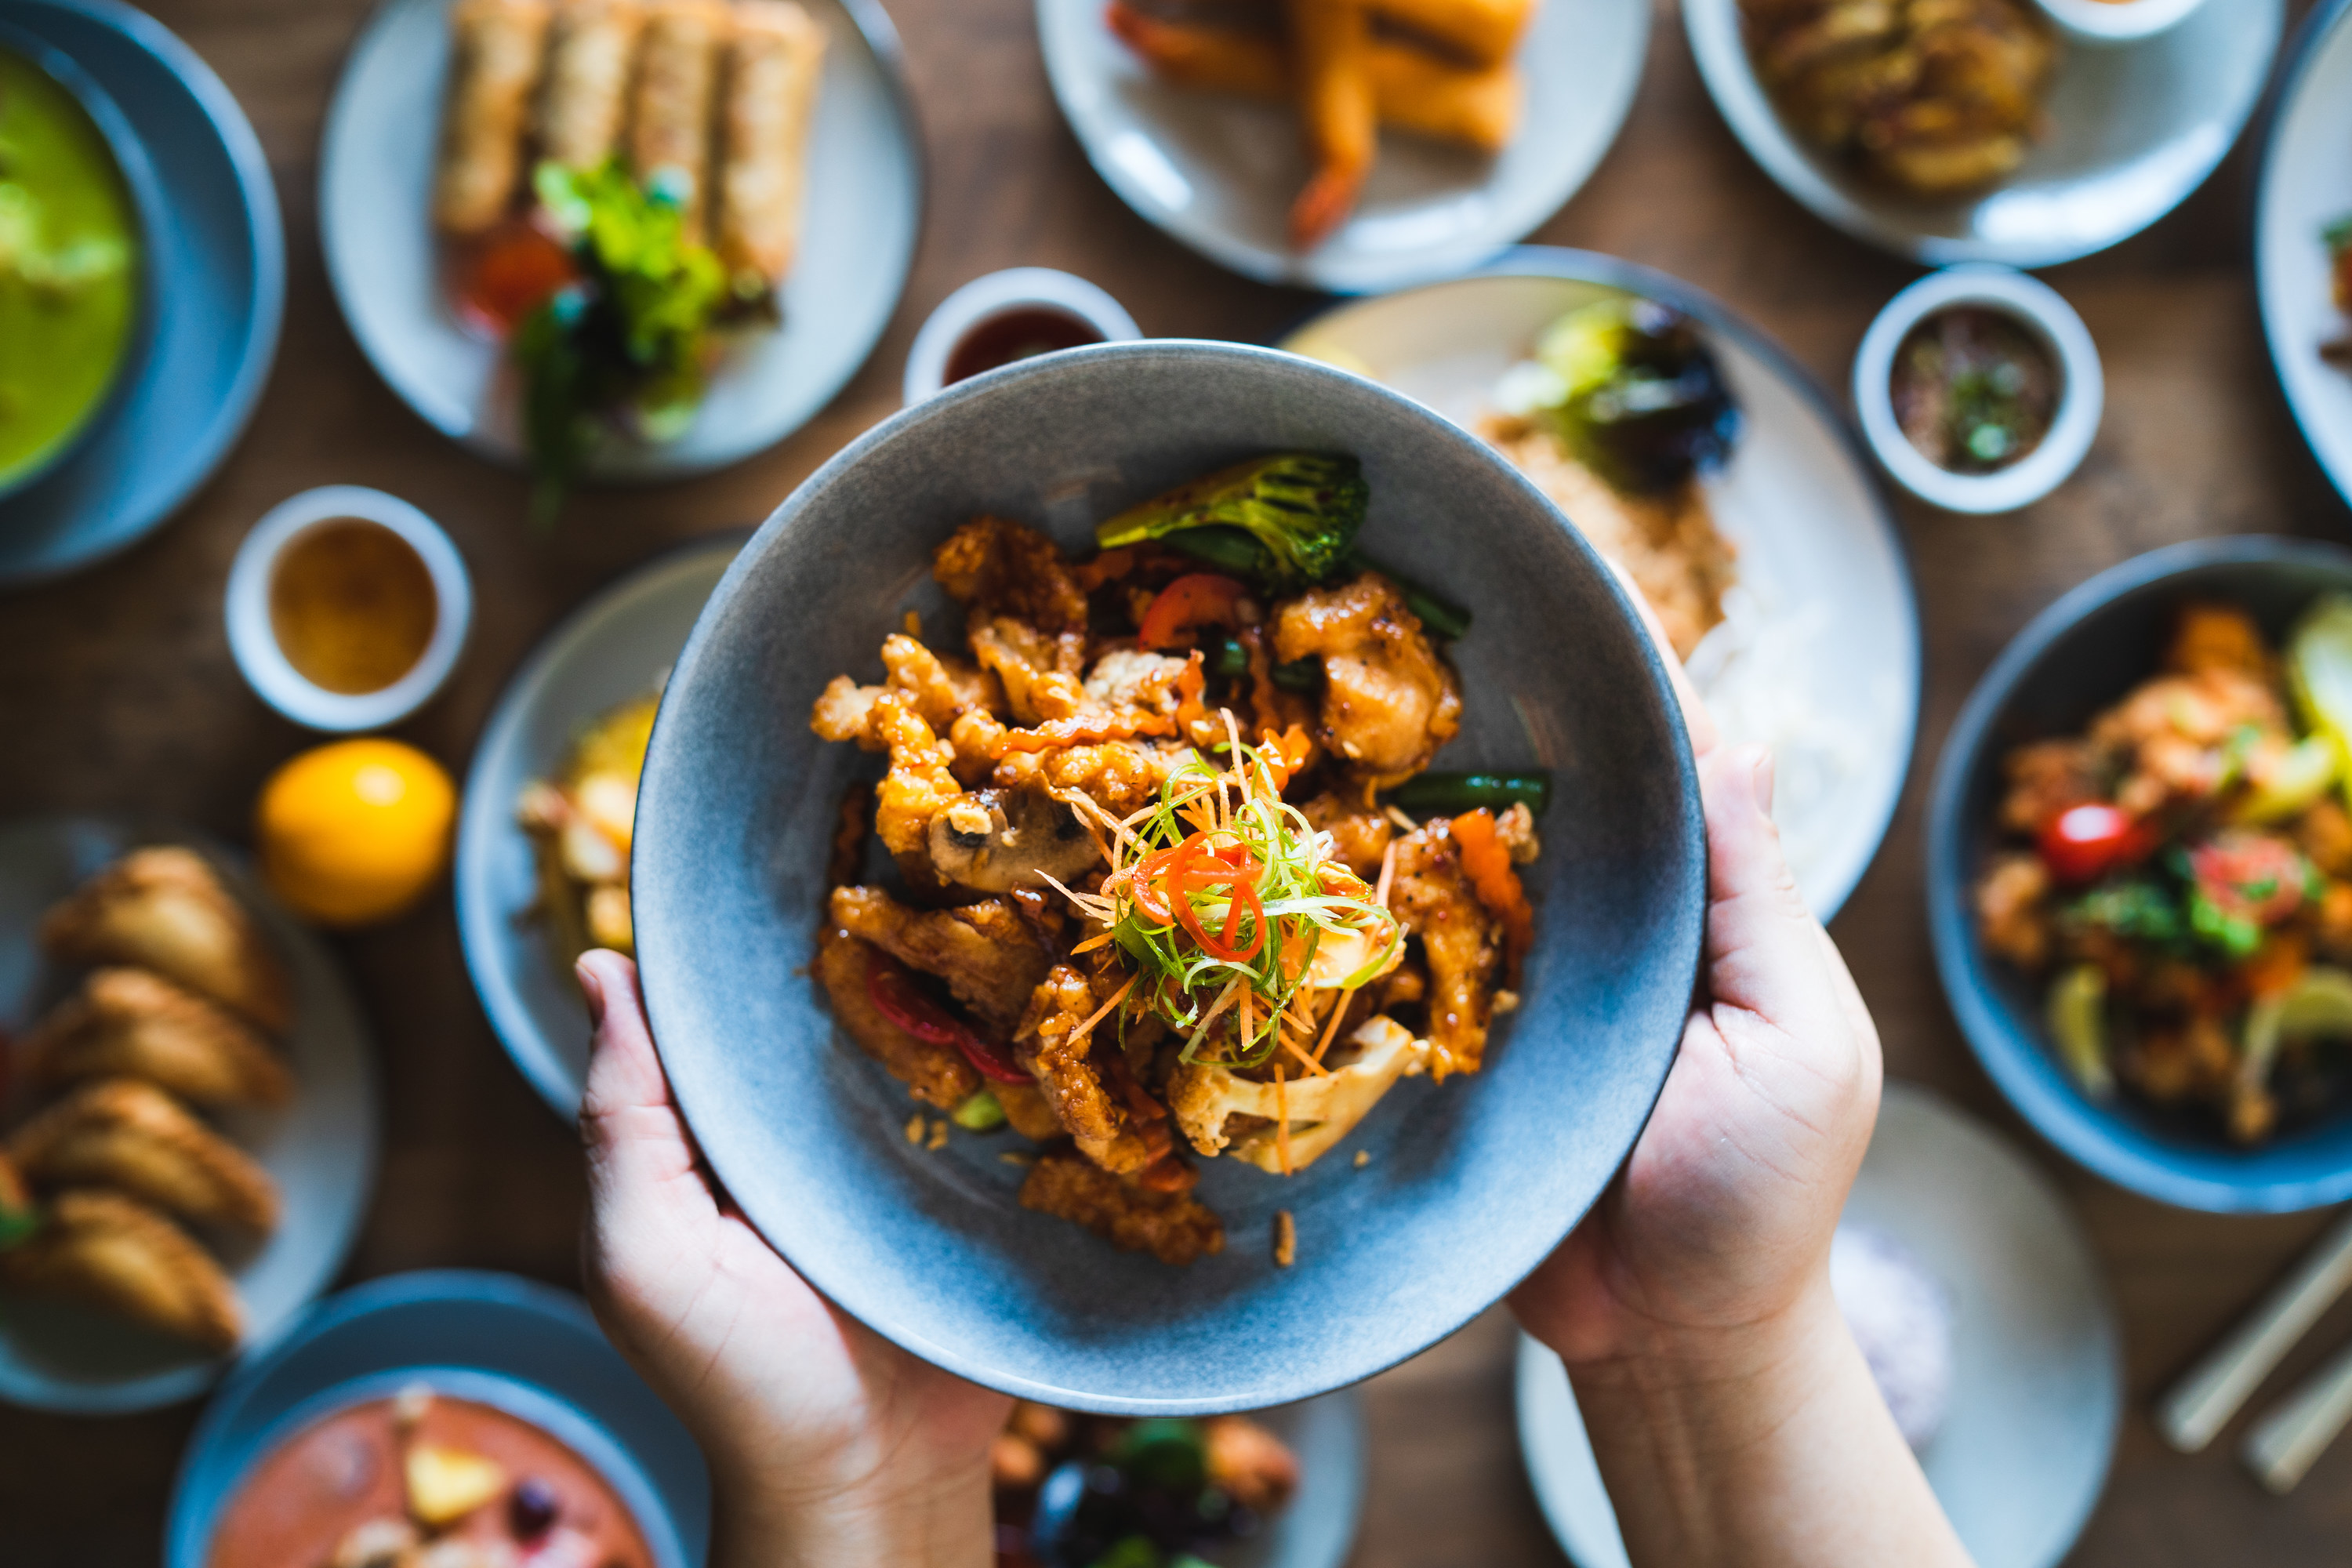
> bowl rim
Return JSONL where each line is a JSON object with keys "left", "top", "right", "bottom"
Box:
{"left": 632, "top": 336, "right": 1707, "bottom": 1410}
{"left": 2030, "top": 0, "right": 2209, "bottom": 44}
{"left": 901, "top": 267, "right": 1142, "bottom": 405}
{"left": 0, "top": 18, "right": 163, "bottom": 502}
{"left": 1926, "top": 534, "right": 2352, "bottom": 1212}
{"left": 223, "top": 485, "right": 474, "bottom": 732}
{"left": 1853, "top": 265, "right": 2103, "bottom": 515}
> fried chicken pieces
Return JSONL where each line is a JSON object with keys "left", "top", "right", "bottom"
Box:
{"left": 1, "top": 848, "right": 295, "bottom": 1353}
{"left": 810, "top": 504, "right": 1523, "bottom": 1265}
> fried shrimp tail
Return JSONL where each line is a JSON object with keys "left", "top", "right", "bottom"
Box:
{"left": 1284, "top": 0, "right": 1376, "bottom": 250}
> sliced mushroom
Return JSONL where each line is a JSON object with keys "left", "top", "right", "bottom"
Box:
{"left": 927, "top": 786, "right": 1102, "bottom": 893}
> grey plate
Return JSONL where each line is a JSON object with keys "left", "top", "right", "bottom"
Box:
{"left": 1517, "top": 1083, "right": 2121, "bottom": 1568}
{"left": 0, "top": 815, "right": 380, "bottom": 1414}
{"left": 630, "top": 339, "right": 1706, "bottom": 1414}
{"left": 2254, "top": 0, "right": 2352, "bottom": 513}
{"left": 318, "top": 0, "right": 920, "bottom": 480}
{"left": 1684, "top": 0, "right": 2281, "bottom": 267}
{"left": 1035, "top": 0, "right": 1649, "bottom": 294}
{"left": 164, "top": 1270, "right": 710, "bottom": 1568}
{"left": 1279, "top": 249, "right": 1919, "bottom": 922}
{"left": 456, "top": 534, "right": 746, "bottom": 1119}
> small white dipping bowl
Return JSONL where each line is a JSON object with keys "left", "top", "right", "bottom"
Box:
{"left": 2031, "top": 0, "right": 2210, "bottom": 45}
{"left": 226, "top": 485, "right": 473, "bottom": 731}
{"left": 1853, "top": 265, "right": 2103, "bottom": 516}
{"left": 902, "top": 267, "right": 1140, "bottom": 405}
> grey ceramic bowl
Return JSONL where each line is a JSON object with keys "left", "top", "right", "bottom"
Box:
{"left": 1929, "top": 536, "right": 2352, "bottom": 1212}
{"left": 632, "top": 339, "right": 1706, "bottom": 1412}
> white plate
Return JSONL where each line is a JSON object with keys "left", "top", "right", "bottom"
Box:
{"left": 1685, "top": 0, "right": 2281, "bottom": 267}
{"left": 0, "top": 815, "right": 381, "bottom": 1414}
{"left": 456, "top": 535, "right": 743, "bottom": 1118}
{"left": 2256, "top": 0, "right": 2352, "bottom": 514}
{"left": 318, "top": 0, "right": 921, "bottom": 480}
{"left": 1035, "top": 0, "right": 1649, "bottom": 294}
{"left": 1515, "top": 1083, "right": 2122, "bottom": 1568}
{"left": 1279, "top": 250, "right": 1918, "bottom": 920}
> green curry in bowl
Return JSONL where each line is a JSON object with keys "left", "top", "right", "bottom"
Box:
{"left": 0, "top": 39, "right": 141, "bottom": 496}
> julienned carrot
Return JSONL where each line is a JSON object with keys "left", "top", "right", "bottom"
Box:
{"left": 1451, "top": 808, "right": 1532, "bottom": 977}
{"left": 1283, "top": 0, "right": 1375, "bottom": 250}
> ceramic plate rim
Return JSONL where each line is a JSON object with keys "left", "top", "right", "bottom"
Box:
{"left": 0, "top": 0, "right": 285, "bottom": 589}
{"left": 455, "top": 531, "right": 749, "bottom": 1118}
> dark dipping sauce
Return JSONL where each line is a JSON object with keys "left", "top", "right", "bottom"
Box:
{"left": 207, "top": 1389, "right": 655, "bottom": 1568}
{"left": 1889, "top": 305, "right": 2061, "bottom": 474}
{"left": 945, "top": 307, "right": 1102, "bottom": 386}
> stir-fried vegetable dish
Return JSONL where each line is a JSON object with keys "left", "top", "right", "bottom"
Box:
{"left": 808, "top": 456, "right": 1545, "bottom": 1263}
{"left": 1975, "top": 600, "right": 2352, "bottom": 1142}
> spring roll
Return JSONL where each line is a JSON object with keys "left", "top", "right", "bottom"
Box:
{"left": 1106, "top": 2, "right": 1519, "bottom": 154}
{"left": 434, "top": 0, "right": 554, "bottom": 236}
{"left": 536, "top": 0, "right": 645, "bottom": 170}
{"left": 1284, "top": 0, "right": 1375, "bottom": 250}
{"left": 627, "top": 0, "right": 731, "bottom": 240}
{"left": 717, "top": 0, "right": 828, "bottom": 291}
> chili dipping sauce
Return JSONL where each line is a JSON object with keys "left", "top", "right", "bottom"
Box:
{"left": 1889, "top": 305, "right": 2061, "bottom": 475}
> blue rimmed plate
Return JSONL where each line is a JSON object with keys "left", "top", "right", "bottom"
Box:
{"left": 456, "top": 534, "right": 746, "bottom": 1118}
{"left": 1516, "top": 1083, "right": 2121, "bottom": 1568}
{"left": 0, "top": 815, "right": 379, "bottom": 1414}
{"left": 319, "top": 0, "right": 921, "bottom": 481}
{"left": 2255, "top": 0, "right": 2352, "bottom": 514}
{"left": 164, "top": 1270, "right": 711, "bottom": 1568}
{"left": 0, "top": 0, "right": 285, "bottom": 586}
{"left": 1279, "top": 248, "right": 1920, "bottom": 921}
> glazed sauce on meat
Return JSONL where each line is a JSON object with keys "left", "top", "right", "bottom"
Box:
{"left": 1889, "top": 306, "right": 2060, "bottom": 474}
{"left": 206, "top": 1392, "right": 655, "bottom": 1568}
{"left": 944, "top": 307, "right": 1102, "bottom": 386}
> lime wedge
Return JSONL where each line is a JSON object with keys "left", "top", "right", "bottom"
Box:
{"left": 2046, "top": 964, "right": 2114, "bottom": 1098}
{"left": 2239, "top": 735, "right": 2342, "bottom": 822}
{"left": 2288, "top": 595, "right": 2352, "bottom": 808}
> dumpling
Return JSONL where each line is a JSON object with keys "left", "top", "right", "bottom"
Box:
{"left": 42, "top": 848, "right": 293, "bottom": 1033}
{"left": 10, "top": 1079, "right": 280, "bottom": 1235}
{"left": 24, "top": 968, "right": 294, "bottom": 1110}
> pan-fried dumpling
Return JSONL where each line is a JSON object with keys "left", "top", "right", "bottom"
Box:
{"left": 24, "top": 968, "right": 293, "bottom": 1110}
{"left": 41, "top": 848, "right": 293, "bottom": 1033}
{"left": 0, "top": 1189, "right": 242, "bottom": 1352}
{"left": 10, "top": 1079, "right": 280, "bottom": 1235}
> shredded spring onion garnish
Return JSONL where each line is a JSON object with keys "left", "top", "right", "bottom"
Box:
{"left": 1046, "top": 719, "right": 1403, "bottom": 1067}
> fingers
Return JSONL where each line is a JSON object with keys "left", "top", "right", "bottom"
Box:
{"left": 577, "top": 949, "right": 710, "bottom": 1225}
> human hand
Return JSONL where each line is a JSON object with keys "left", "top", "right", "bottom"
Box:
{"left": 575, "top": 949, "right": 1011, "bottom": 1568}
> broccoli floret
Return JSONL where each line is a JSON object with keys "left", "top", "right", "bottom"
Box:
{"left": 1094, "top": 453, "right": 1368, "bottom": 591}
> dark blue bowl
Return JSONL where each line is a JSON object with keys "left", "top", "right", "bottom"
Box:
{"left": 1929, "top": 535, "right": 2352, "bottom": 1212}
{"left": 631, "top": 339, "right": 1707, "bottom": 1412}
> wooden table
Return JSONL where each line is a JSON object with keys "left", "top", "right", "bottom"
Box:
{"left": 5, "top": 0, "right": 2350, "bottom": 1559}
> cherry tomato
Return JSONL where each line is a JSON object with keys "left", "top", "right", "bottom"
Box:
{"left": 450, "top": 219, "right": 577, "bottom": 339}
{"left": 1137, "top": 574, "right": 1246, "bottom": 651}
{"left": 865, "top": 953, "right": 1028, "bottom": 1083}
{"left": 2036, "top": 804, "right": 2152, "bottom": 884}
{"left": 2189, "top": 831, "right": 2308, "bottom": 925}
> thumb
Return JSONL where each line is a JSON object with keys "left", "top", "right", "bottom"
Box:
{"left": 1697, "top": 746, "right": 1857, "bottom": 1059}
{"left": 577, "top": 949, "right": 708, "bottom": 1215}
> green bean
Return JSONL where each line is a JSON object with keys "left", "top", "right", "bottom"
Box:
{"left": 1271, "top": 657, "right": 1321, "bottom": 693}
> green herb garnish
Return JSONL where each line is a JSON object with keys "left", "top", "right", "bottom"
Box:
{"left": 514, "top": 159, "right": 727, "bottom": 526}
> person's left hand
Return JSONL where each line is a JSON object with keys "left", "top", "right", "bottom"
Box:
{"left": 575, "top": 949, "right": 1009, "bottom": 1568}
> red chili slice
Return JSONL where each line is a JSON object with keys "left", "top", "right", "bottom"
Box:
{"left": 864, "top": 954, "right": 1029, "bottom": 1083}
{"left": 1137, "top": 573, "right": 1246, "bottom": 650}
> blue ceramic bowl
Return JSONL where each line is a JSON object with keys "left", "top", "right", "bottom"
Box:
{"left": 1929, "top": 535, "right": 2352, "bottom": 1212}
{"left": 632, "top": 339, "right": 1707, "bottom": 1413}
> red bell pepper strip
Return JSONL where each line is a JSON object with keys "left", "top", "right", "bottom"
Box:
{"left": 865, "top": 953, "right": 1029, "bottom": 1084}
{"left": 1138, "top": 574, "right": 1247, "bottom": 650}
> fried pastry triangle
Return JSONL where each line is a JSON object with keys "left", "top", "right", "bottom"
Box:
{"left": 10, "top": 1079, "right": 280, "bottom": 1235}
{"left": 24, "top": 968, "right": 294, "bottom": 1110}
{"left": 0, "top": 1189, "right": 242, "bottom": 1352}
{"left": 42, "top": 848, "right": 293, "bottom": 1033}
